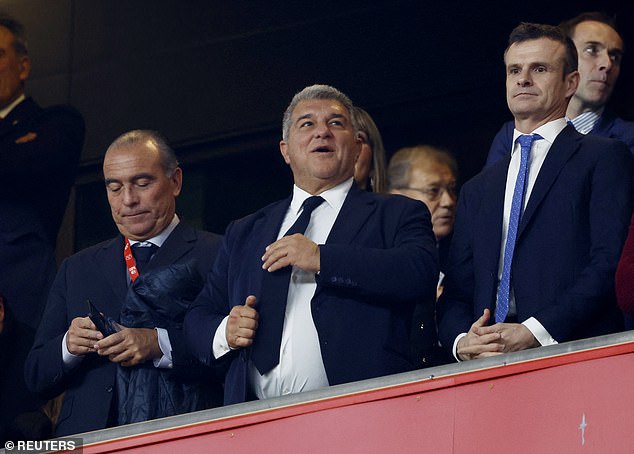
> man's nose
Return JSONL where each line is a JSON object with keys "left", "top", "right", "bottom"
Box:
{"left": 314, "top": 121, "right": 333, "bottom": 138}
{"left": 122, "top": 187, "right": 138, "bottom": 205}
{"left": 598, "top": 50, "right": 614, "bottom": 72}
{"left": 518, "top": 73, "right": 532, "bottom": 87}
{"left": 440, "top": 188, "right": 457, "bottom": 207}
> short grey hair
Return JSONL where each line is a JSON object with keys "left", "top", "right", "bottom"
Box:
{"left": 106, "top": 129, "right": 179, "bottom": 176}
{"left": 388, "top": 145, "right": 458, "bottom": 191}
{"left": 281, "top": 84, "right": 357, "bottom": 141}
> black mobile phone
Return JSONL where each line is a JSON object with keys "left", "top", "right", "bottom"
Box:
{"left": 87, "top": 299, "right": 118, "bottom": 337}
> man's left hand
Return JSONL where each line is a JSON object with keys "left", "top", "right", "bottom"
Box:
{"left": 95, "top": 327, "right": 162, "bottom": 367}
{"left": 478, "top": 322, "right": 539, "bottom": 353}
{"left": 262, "top": 233, "right": 320, "bottom": 273}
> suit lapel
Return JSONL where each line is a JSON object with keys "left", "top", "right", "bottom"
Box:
{"left": 478, "top": 161, "right": 508, "bottom": 311}
{"left": 96, "top": 236, "right": 129, "bottom": 305}
{"left": 481, "top": 162, "right": 507, "bottom": 255}
{"left": 325, "top": 184, "right": 376, "bottom": 245}
{"left": 518, "top": 125, "right": 580, "bottom": 236}
{"left": 0, "top": 98, "right": 40, "bottom": 138}
{"left": 590, "top": 110, "right": 615, "bottom": 137}
{"left": 257, "top": 197, "right": 292, "bottom": 248}
{"left": 147, "top": 222, "right": 195, "bottom": 270}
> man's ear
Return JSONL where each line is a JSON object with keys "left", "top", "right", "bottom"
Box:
{"left": 280, "top": 140, "right": 291, "bottom": 165}
{"left": 0, "top": 294, "right": 5, "bottom": 323}
{"left": 19, "top": 55, "right": 31, "bottom": 82}
{"left": 565, "top": 70, "right": 580, "bottom": 99}
{"left": 170, "top": 167, "right": 183, "bottom": 197}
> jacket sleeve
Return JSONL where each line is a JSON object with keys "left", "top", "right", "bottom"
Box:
{"left": 24, "top": 259, "right": 76, "bottom": 399}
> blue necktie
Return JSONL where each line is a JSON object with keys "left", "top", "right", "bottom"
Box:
{"left": 496, "top": 134, "right": 541, "bottom": 323}
{"left": 251, "top": 195, "right": 325, "bottom": 374}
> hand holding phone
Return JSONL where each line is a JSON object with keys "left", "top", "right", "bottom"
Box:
{"left": 87, "top": 299, "right": 120, "bottom": 337}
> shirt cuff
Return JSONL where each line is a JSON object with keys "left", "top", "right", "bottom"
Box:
{"left": 213, "top": 316, "right": 233, "bottom": 359}
{"left": 153, "top": 327, "right": 173, "bottom": 368}
{"left": 62, "top": 331, "right": 84, "bottom": 370}
{"left": 452, "top": 333, "right": 468, "bottom": 361}
{"left": 522, "top": 317, "right": 558, "bottom": 346}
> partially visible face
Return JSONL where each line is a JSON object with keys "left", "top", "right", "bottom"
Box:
{"left": 0, "top": 26, "right": 29, "bottom": 110}
{"left": 353, "top": 134, "right": 373, "bottom": 190}
{"left": 103, "top": 141, "right": 182, "bottom": 241}
{"left": 280, "top": 99, "right": 360, "bottom": 194}
{"left": 571, "top": 20, "right": 623, "bottom": 110}
{"left": 392, "top": 161, "right": 457, "bottom": 241}
{"left": 505, "top": 38, "right": 578, "bottom": 127}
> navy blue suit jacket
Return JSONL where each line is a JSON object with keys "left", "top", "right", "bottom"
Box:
{"left": 0, "top": 98, "right": 84, "bottom": 332}
{"left": 184, "top": 184, "right": 438, "bottom": 405}
{"left": 485, "top": 110, "right": 634, "bottom": 167}
{"left": 25, "top": 223, "right": 222, "bottom": 437}
{"left": 438, "top": 126, "right": 633, "bottom": 352}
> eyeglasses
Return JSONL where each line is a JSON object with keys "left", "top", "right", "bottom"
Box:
{"left": 396, "top": 184, "right": 457, "bottom": 202}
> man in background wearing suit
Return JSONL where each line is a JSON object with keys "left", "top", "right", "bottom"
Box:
{"left": 438, "top": 23, "right": 632, "bottom": 361}
{"left": 388, "top": 145, "right": 459, "bottom": 367}
{"left": 25, "top": 130, "right": 223, "bottom": 436}
{"left": 184, "top": 84, "right": 438, "bottom": 405}
{"left": 0, "top": 13, "right": 84, "bottom": 333}
{"left": 486, "top": 12, "right": 634, "bottom": 166}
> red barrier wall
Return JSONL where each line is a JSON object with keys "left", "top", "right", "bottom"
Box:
{"left": 79, "top": 339, "right": 634, "bottom": 453}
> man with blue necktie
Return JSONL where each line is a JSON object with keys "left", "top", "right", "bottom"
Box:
{"left": 184, "top": 85, "right": 438, "bottom": 405}
{"left": 485, "top": 12, "right": 634, "bottom": 167}
{"left": 438, "top": 23, "right": 633, "bottom": 361}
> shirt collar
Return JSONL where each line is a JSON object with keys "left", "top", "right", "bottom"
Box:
{"left": 567, "top": 108, "right": 603, "bottom": 135}
{"left": 290, "top": 178, "right": 353, "bottom": 215}
{"left": 511, "top": 118, "right": 568, "bottom": 156}
{"left": 128, "top": 214, "right": 179, "bottom": 247}
{"left": 0, "top": 94, "right": 26, "bottom": 119}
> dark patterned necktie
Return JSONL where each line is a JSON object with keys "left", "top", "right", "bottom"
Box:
{"left": 132, "top": 243, "right": 158, "bottom": 275}
{"left": 251, "top": 195, "right": 325, "bottom": 374}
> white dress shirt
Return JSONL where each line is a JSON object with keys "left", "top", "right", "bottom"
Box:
{"left": 62, "top": 215, "right": 180, "bottom": 369}
{"left": 213, "top": 179, "right": 353, "bottom": 399}
{"left": 453, "top": 120, "right": 566, "bottom": 359}
{"left": 0, "top": 93, "right": 25, "bottom": 119}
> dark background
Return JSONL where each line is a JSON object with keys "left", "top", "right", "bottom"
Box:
{"left": 3, "top": 0, "right": 633, "bottom": 254}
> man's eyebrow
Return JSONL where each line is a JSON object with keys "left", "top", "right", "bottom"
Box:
{"left": 131, "top": 173, "right": 156, "bottom": 181}
{"left": 104, "top": 173, "right": 155, "bottom": 184}
{"left": 296, "top": 113, "right": 314, "bottom": 123}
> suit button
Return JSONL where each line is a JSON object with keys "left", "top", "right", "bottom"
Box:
{"left": 421, "top": 357, "right": 427, "bottom": 364}
{"left": 420, "top": 322, "right": 425, "bottom": 331}
{"left": 106, "top": 386, "right": 113, "bottom": 393}
{"left": 331, "top": 277, "right": 337, "bottom": 283}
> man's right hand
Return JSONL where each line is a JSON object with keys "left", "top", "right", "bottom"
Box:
{"left": 456, "top": 309, "right": 504, "bottom": 361}
{"left": 66, "top": 316, "right": 103, "bottom": 356}
{"left": 226, "top": 295, "right": 259, "bottom": 349}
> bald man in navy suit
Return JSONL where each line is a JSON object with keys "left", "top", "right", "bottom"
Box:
{"left": 26, "top": 131, "right": 223, "bottom": 436}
